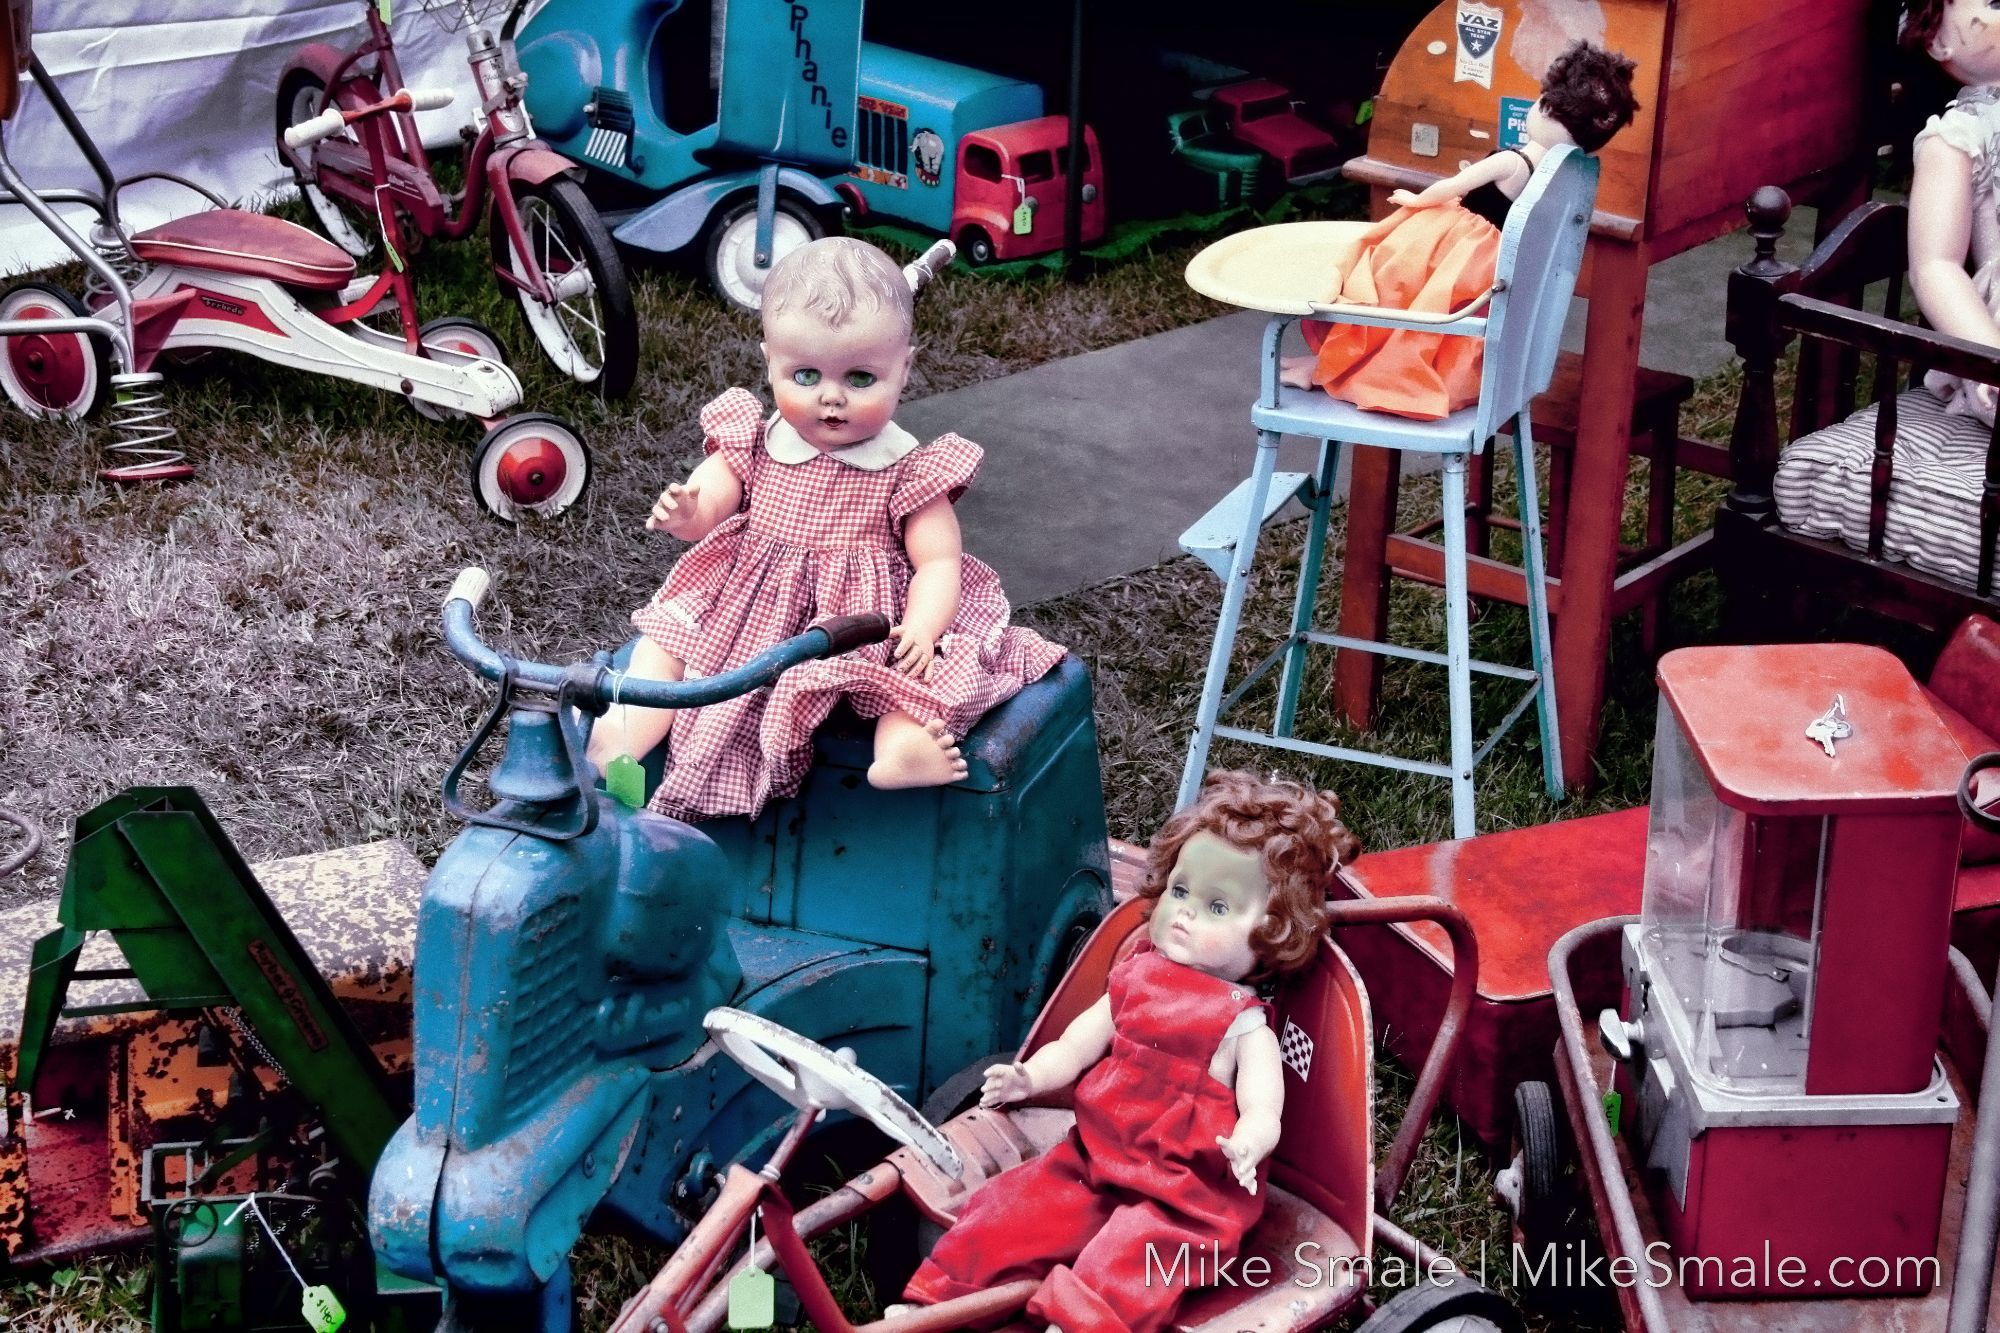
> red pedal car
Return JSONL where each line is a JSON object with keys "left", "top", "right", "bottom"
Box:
{"left": 610, "top": 895, "right": 1519, "bottom": 1333}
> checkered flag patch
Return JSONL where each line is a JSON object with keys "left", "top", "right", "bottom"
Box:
{"left": 1280, "top": 1018, "right": 1313, "bottom": 1080}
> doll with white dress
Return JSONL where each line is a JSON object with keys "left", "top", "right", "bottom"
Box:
{"left": 1905, "top": 0, "right": 2000, "bottom": 424}
{"left": 900, "top": 770, "right": 1360, "bottom": 1333}
{"left": 588, "top": 237, "right": 1063, "bottom": 822}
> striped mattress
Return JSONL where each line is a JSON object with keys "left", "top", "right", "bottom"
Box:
{"left": 1774, "top": 387, "right": 1998, "bottom": 592}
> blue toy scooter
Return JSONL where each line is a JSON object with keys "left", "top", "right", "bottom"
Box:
{"left": 368, "top": 568, "right": 1113, "bottom": 1330}
{"left": 512, "top": 0, "right": 862, "bottom": 309}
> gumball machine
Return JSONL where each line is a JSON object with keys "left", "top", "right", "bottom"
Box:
{"left": 1599, "top": 644, "right": 1967, "bottom": 1298}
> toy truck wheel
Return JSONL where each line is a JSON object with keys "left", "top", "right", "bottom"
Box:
{"left": 0, "top": 282, "right": 110, "bottom": 419}
{"left": 1357, "top": 1273, "right": 1523, "bottom": 1332}
{"left": 1498, "top": 1081, "right": 1572, "bottom": 1248}
{"left": 410, "top": 317, "right": 509, "bottom": 422}
{"left": 277, "top": 69, "right": 377, "bottom": 261}
{"left": 469, "top": 412, "right": 590, "bottom": 522}
{"left": 956, "top": 226, "right": 996, "bottom": 266}
{"left": 493, "top": 175, "right": 638, "bottom": 399}
{"left": 703, "top": 196, "right": 823, "bottom": 312}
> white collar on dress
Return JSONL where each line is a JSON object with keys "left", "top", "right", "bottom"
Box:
{"left": 764, "top": 413, "right": 920, "bottom": 471}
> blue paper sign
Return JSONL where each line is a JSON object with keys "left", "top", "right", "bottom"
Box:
{"left": 1499, "top": 96, "right": 1533, "bottom": 151}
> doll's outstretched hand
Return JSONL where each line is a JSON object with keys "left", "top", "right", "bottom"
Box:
{"left": 1216, "top": 1119, "right": 1280, "bottom": 1194}
{"left": 647, "top": 480, "right": 702, "bottom": 537}
{"left": 889, "top": 624, "right": 939, "bottom": 679}
{"left": 980, "top": 1061, "right": 1035, "bottom": 1108}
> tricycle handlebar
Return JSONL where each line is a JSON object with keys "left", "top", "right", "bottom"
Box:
{"left": 283, "top": 87, "right": 454, "bottom": 151}
{"left": 441, "top": 566, "right": 891, "bottom": 713}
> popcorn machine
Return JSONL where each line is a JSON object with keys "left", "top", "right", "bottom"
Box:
{"left": 1600, "top": 644, "right": 1967, "bottom": 1297}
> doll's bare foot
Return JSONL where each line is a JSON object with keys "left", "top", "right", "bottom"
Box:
{"left": 1278, "top": 354, "right": 1318, "bottom": 390}
{"left": 869, "top": 715, "right": 968, "bottom": 790}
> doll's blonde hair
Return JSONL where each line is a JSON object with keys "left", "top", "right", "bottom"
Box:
{"left": 762, "top": 237, "right": 915, "bottom": 339}
{"left": 1139, "top": 769, "right": 1361, "bottom": 982}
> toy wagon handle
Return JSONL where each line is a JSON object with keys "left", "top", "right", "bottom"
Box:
{"left": 440, "top": 567, "right": 891, "bottom": 711}
{"left": 903, "top": 239, "right": 955, "bottom": 295}
{"left": 1961, "top": 753, "right": 2000, "bottom": 835}
{"left": 0, "top": 805, "right": 41, "bottom": 880}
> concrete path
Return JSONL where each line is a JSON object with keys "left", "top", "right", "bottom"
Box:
{"left": 905, "top": 206, "right": 1823, "bottom": 607}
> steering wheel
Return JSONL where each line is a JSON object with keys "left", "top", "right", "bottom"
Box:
{"left": 705, "top": 1008, "right": 963, "bottom": 1177}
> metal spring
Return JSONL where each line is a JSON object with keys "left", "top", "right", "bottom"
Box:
{"left": 101, "top": 371, "right": 187, "bottom": 480}
{"left": 79, "top": 221, "right": 142, "bottom": 310}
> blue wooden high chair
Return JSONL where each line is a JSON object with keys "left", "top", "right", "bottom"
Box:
{"left": 1178, "top": 144, "right": 1598, "bottom": 836}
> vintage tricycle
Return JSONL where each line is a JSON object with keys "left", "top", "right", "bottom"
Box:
{"left": 368, "top": 569, "right": 1114, "bottom": 1329}
{"left": 603, "top": 893, "right": 1517, "bottom": 1333}
{"left": 0, "top": 0, "right": 588, "bottom": 518}
{"left": 276, "top": 0, "right": 639, "bottom": 399}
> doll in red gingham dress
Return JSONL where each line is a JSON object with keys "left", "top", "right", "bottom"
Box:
{"left": 586, "top": 237, "right": 1064, "bottom": 822}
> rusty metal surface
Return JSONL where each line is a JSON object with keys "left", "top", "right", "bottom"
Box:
{"left": 1339, "top": 808, "right": 1649, "bottom": 1000}
{"left": 1657, "top": 646, "right": 1968, "bottom": 815}
{"left": 1323, "top": 896, "right": 1475, "bottom": 1216}
{"left": 1550, "top": 917, "right": 2000, "bottom": 1332}
{"left": 0, "top": 839, "right": 424, "bottom": 1261}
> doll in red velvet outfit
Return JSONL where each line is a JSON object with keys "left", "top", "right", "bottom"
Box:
{"left": 902, "top": 770, "right": 1359, "bottom": 1333}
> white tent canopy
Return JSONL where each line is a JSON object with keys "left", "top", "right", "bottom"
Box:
{"left": 2, "top": 0, "right": 478, "bottom": 275}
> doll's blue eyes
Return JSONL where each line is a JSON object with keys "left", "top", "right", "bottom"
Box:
{"left": 790, "top": 369, "right": 877, "bottom": 388}
{"left": 1168, "top": 884, "right": 1232, "bottom": 917}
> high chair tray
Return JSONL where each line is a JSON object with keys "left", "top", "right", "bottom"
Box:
{"left": 1183, "top": 219, "right": 1372, "bottom": 315}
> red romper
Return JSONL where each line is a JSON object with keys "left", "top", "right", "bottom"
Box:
{"left": 905, "top": 945, "right": 1271, "bottom": 1333}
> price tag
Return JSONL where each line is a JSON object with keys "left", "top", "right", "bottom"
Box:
{"left": 1602, "top": 1090, "right": 1622, "bottom": 1137}
{"left": 1012, "top": 202, "right": 1033, "bottom": 236}
{"left": 727, "top": 1269, "right": 775, "bottom": 1330}
{"left": 301, "top": 1285, "right": 347, "bottom": 1333}
{"left": 605, "top": 753, "right": 646, "bottom": 810}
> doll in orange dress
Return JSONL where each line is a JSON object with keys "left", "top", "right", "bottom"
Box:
{"left": 587, "top": 237, "right": 1063, "bottom": 822}
{"left": 1278, "top": 41, "right": 1640, "bottom": 420}
{"left": 900, "top": 770, "right": 1360, "bottom": 1333}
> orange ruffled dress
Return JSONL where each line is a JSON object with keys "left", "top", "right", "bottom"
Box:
{"left": 1300, "top": 201, "right": 1500, "bottom": 421}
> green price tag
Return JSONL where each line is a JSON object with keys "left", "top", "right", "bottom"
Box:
{"left": 1602, "top": 1090, "right": 1622, "bottom": 1137}
{"left": 301, "top": 1285, "right": 346, "bottom": 1333}
{"left": 1012, "top": 201, "right": 1033, "bottom": 235}
{"left": 727, "top": 1269, "right": 775, "bottom": 1330}
{"left": 605, "top": 753, "right": 646, "bottom": 810}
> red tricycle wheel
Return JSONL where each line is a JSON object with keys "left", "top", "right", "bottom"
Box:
{"left": 470, "top": 413, "right": 589, "bottom": 522}
{"left": 0, "top": 283, "right": 111, "bottom": 419}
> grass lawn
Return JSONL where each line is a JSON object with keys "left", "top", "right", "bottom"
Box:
{"left": 0, "top": 189, "right": 1750, "bottom": 1330}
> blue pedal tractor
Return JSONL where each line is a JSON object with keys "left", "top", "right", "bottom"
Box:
{"left": 368, "top": 569, "right": 1113, "bottom": 1330}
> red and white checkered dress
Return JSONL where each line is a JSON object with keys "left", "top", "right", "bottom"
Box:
{"left": 632, "top": 388, "right": 1066, "bottom": 822}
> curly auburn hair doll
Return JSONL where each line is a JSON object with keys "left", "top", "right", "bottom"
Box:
{"left": 1139, "top": 768, "right": 1361, "bottom": 982}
